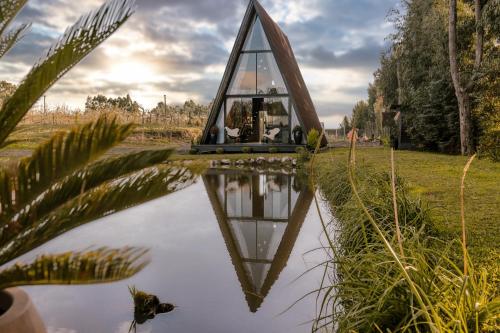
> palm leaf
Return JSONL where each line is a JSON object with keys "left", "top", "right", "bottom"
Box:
{"left": 0, "top": 247, "right": 149, "bottom": 289}
{"left": 0, "top": 168, "right": 12, "bottom": 217}
{"left": 10, "top": 116, "right": 132, "bottom": 210}
{"left": 0, "top": 0, "right": 28, "bottom": 37}
{"left": 0, "top": 22, "right": 30, "bottom": 58}
{"left": 0, "top": 165, "right": 198, "bottom": 264}
{"left": 1, "top": 148, "right": 173, "bottom": 239}
{"left": 0, "top": 0, "right": 136, "bottom": 144}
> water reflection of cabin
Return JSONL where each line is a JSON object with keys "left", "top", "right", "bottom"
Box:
{"left": 202, "top": 169, "right": 313, "bottom": 312}
{"left": 194, "top": 0, "right": 326, "bottom": 153}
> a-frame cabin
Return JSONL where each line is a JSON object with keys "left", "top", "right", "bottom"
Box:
{"left": 195, "top": 0, "right": 326, "bottom": 153}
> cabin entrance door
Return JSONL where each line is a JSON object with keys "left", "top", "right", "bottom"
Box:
{"left": 251, "top": 98, "right": 264, "bottom": 143}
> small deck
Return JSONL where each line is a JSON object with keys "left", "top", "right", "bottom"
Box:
{"left": 192, "top": 143, "right": 304, "bottom": 153}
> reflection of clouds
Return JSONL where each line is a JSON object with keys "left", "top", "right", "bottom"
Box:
{"left": 47, "top": 327, "right": 78, "bottom": 333}
{"left": 19, "top": 178, "right": 326, "bottom": 332}
{"left": 116, "top": 321, "right": 152, "bottom": 333}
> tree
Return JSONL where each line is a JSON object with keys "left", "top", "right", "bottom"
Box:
{"left": 85, "top": 93, "right": 142, "bottom": 114}
{"left": 351, "top": 100, "right": 372, "bottom": 134}
{"left": 340, "top": 115, "right": 352, "bottom": 136}
{"left": 449, "top": 0, "right": 482, "bottom": 155}
{"left": 0, "top": 0, "right": 197, "bottom": 291}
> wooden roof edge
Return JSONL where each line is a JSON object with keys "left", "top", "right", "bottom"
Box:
{"left": 253, "top": 1, "right": 327, "bottom": 146}
{"left": 259, "top": 186, "right": 314, "bottom": 299}
{"left": 201, "top": 1, "right": 256, "bottom": 143}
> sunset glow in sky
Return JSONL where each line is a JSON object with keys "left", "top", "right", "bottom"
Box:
{"left": 1, "top": 0, "right": 400, "bottom": 128}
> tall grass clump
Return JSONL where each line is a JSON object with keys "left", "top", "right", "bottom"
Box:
{"left": 312, "top": 149, "right": 499, "bottom": 332}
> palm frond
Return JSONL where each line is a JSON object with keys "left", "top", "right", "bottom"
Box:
{"left": 0, "top": 138, "right": 22, "bottom": 149}
{"left": 0, "top": 0, "right": 136, "bottom": 144}
{"left": 0, "top": 0, "right": 28, "bottom": 37}
{"left": 2, "top": 149, "right": 173, "bottom": 237}
{"left": 0, "top": 22, "right": 30, "bottom": 58}
{"left": 0, "top": 247, "right": 149, "bottom": 289}
{"left": 0, "top": 165, "right": 198, "bottom": 264}
{"left": 11, "top": 116, "right": 132, "bottom": 210}
{"left": 0, "top": 168, "right": 13, "bottom": 217}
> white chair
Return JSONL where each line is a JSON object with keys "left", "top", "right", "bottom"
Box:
{"left": 225, "top": 180, "right": 239, "bottom": 192}
{"left": 263, "top": 128, "right": 280, "bottom": 142}
{"left": 225, "top": 127, "right": 240, "bottom": 139}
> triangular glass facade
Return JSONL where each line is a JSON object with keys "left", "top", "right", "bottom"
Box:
{"left": 243, "top": 17, "right": 271, "bottom": 51}
{"left": 219, "top": 14, "right": 297, "bottom": 144}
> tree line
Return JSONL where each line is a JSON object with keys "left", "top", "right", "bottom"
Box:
{"left": 1, "top": 82, "right": 211, "bottom": 128}
{"left": 85, "top": 94, "right": 210, "bottom": 126}
{"left": 346, "top": 0, "right": 498, "bottom": 159}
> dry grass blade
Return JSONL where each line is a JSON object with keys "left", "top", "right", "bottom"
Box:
{"left": 460, "top": 153, "right": 476, "bottom": 276}
{"left": 391, "top": 148, "right": 404, "bottom": 257}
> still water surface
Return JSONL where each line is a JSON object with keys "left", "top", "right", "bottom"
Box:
{"left": 21, "top": 168, "right": 328, "bottom": 333}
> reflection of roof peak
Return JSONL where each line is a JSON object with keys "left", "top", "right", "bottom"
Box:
{"left": 202, "top": 170, "right": 314, "bottom": 312}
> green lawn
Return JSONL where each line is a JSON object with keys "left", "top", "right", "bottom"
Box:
{"left": 314, "top": 147, "right": 500, "bottom": 266}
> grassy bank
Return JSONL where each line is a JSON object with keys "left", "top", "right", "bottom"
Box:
{"left": 312, "top": 148, "right": 499, "bottom": 332}
{"left": 314, "top": 147, "right": 499, "bottom": 266}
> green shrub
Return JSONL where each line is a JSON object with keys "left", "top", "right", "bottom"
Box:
{"left": 242, "top": 147, "right": 252, "bottom": 154}
{"left": 306, "top": 128, "right": 320, "bottom": 150}
{"left": 295, "top": 146, "right": 305, "bottom": 154}
{"left": 215, "top": 148, "right": 224, "bottom": 154}
{"left": 295, "top": 146, "right": 310, "bottom": 164}
{"left": 478, "top": 127, "right": 499, "bottom": 162}
{"left": 189, "top": 148, "right": 198, "bottom": 155}
{"left": 381, "top": 135, "right": 390, "bottom": 147}
{"left": 268, "top": 147, "right": 278, "bottom": 154}
{"left": 191, "top": 135, "right": 201, "bottom": 145}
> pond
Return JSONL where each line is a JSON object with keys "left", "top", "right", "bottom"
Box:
{"left": 20, "top": 167, "right": 329, "bottom": 333}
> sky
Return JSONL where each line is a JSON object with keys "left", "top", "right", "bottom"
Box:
{"left": 1, "top": 0, "right": 401, "bottom": 128}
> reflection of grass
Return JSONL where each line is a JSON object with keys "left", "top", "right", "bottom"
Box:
{"left": 314, "top": 147, "right": 500, "bottom": 266}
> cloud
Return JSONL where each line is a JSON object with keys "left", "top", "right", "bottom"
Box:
{"left": 299, "top": 41, "right": 385, "bottom": 69}
{"left": 1, "top": 0, "right": 399, "bottom": 121}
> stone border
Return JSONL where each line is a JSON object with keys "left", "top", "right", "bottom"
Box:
{"left": 209, "top": 157, "right": 297, "bottom": 168}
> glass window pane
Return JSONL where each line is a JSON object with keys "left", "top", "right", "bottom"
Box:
{"left": 228, "top": 54, "right": 256, "bottom": 95}
{"left": 215, "top": 103, "right": 225, "bottom": 144}
{"left": 243, "top": 17, "right": 271, "bottom": 51}
{"left": 257, "top": 53, "right": 287, "bottom": 95}
{"left": 291, "top": 104, "right": 303, "bottom": 144}
{"left": 260, "top": 97, "right": 290, "bottom": 144}
{"left": 225, "top": 98, "right": 253, "bottom": 142}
